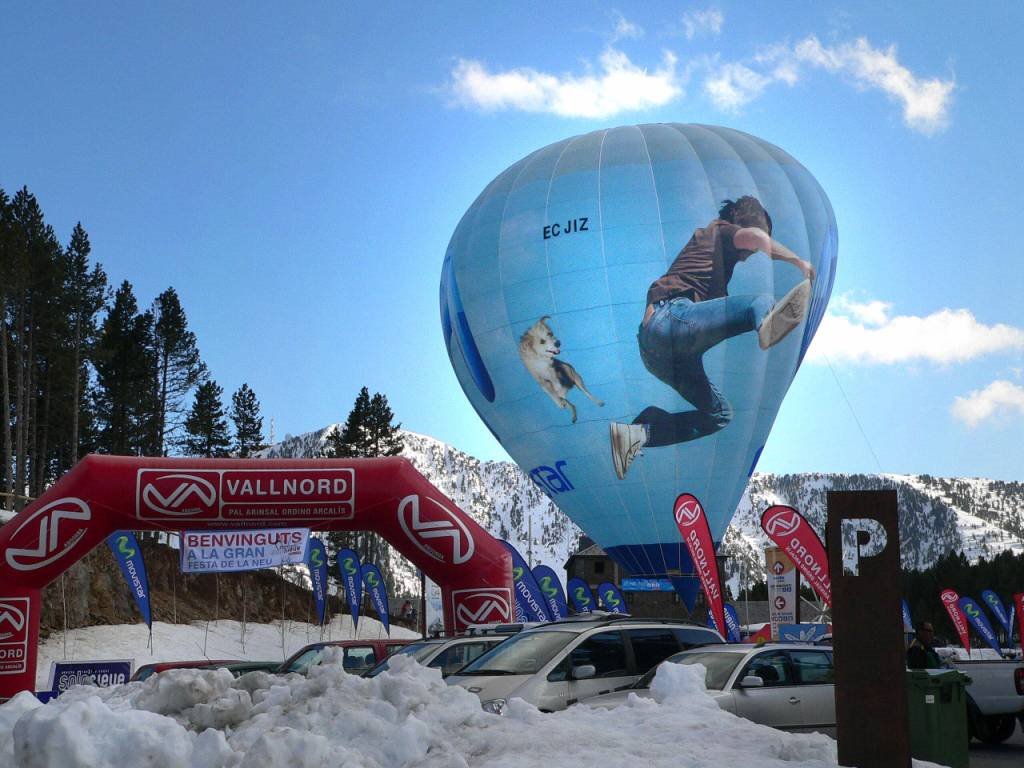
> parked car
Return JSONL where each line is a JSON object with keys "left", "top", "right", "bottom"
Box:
{"left": 365, "top": 627, "right": 522, "bottom": 678}
{"left": 447, "top": 614, "right": 724, "bottom": 714}
{"left": 277, "top": 639, "right": 412, "bottom": 676}
{"left": 130, "top": 660, "right": 236, "bottom": 682}
{"left": 583, "top": 643, "right": 836, "bottom": 736}
{"left": 936, "top": 648, "right": 1024, "bottom": 744}
{"left": 203, "top": 661, "right": 283, "bottom": 678}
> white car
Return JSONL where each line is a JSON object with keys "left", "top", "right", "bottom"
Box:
{"left": 448, "top": 614, "right": 723, "bottom": 714}
{"left": 584, "top": 643, "right": 836, "bottom": 736}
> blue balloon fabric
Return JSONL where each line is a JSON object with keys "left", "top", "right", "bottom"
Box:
{"left": 442, "top": 124, "right": 837, "bottom": 597}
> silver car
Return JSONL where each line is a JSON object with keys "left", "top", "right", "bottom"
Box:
{"left": 447, "top": 614, "right": 724, "bottom": 714}
{"left": 583, "top": 643, "right": 836, "bottom": 736}
{"left": 364, "top": 633, "right": 516, "bottom": 678}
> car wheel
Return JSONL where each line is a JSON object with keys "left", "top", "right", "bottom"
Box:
{"left": 974, "top": 714, "right": 1017, "bottom": 745}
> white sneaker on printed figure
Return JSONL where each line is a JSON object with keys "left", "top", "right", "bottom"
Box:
{"left": 609, "top": 422, "right": 647, "bottom": 480}
{"left": 758, "top": 279, "right": 812, "bottom": 350}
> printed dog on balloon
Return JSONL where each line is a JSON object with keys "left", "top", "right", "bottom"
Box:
{"left": 519, "top": 316, "right": 603, "bottom": 423}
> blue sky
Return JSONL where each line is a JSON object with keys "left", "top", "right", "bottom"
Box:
{"left": 2, "top": 2, "right": 1021, "bottom": 480}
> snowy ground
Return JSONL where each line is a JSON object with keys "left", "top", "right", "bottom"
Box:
{"left": 36, "top": 618, "right": 418, "bottom": 690}
{"left": 1, "top": 652, "right": 947, "bottom": 768}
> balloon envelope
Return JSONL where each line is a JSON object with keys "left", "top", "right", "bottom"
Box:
{"left": 441, "top": 123, "right": 836, "bottom": 588}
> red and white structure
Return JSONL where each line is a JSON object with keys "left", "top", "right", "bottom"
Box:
{"left": 0, "top": 455, "right": 514, "bottom": 699}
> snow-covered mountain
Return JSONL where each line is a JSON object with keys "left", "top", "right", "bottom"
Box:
{"left": 258, "top": 428, "right": 1024, "bottom": 596}
{"left": 258, "top": 428, "right": 582, "bottom": 597}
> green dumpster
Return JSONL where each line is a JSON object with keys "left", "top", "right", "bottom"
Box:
{"left": 905, "top": 669, "right": 969, "bottom": 768}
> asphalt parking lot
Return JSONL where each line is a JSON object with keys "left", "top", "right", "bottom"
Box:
{"left": 969, "top": 720, "right": 1024, "bottom": 767}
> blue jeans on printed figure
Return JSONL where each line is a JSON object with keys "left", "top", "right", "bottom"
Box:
{"left": 635, "top": 294, "right": 773, "bottom": 447}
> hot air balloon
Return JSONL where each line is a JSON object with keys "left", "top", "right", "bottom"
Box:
{"left": 441, "top": 124, "right": 836, "bottom": 607}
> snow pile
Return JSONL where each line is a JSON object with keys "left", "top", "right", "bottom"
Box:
{"left": 1, "top": 651, "right": 947, "bottom": 768}
{"left": 36, "top": 616, "right": 418, "bottom": 689}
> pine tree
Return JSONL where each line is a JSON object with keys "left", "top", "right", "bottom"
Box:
{"left": 325, "top": 387, "right": 404, "bottom": 594}
{"left": 152, "top": 287, "right": 207, "bottom": 455}
{"left": 183, "top": 380, "right": 231, "bottom": 457}
{"left": 230, "top": 383, "right": 264, "bottom": 457}
{"left": 93, "top": 282, "right": 157, "bottom": 455}
{"left": 63, "top": 223, "right": 108, "bottom": 464}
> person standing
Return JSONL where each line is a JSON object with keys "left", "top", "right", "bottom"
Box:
{"left": 907, "top": 621, "right": 943, "bottom": 669}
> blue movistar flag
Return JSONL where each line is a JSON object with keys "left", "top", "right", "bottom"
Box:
{"left": 597, "top": 582, "right": 628, "bottom": 614}
{"left": 500, "top": 541, "right": 551, "bottom": 622}
{"left": 337, "top": 547, "right": 362, "bottom": 630}
{"left": 959, "top": 596, "right": 1001, "bottom": 653}
{"left": 706, "top": 606, "right": 741, "bottom": 641}
{"left": 361, "top": 563, "right": 390, "bottom": 635}
{"left": 981, "top": 590, "right": 1012, "bottom": 635}
{"left": 306, "top": 537, "right": 329, "bottom": 625}
{"left": 901, "top": 599, "right": 914, "bottom": 632}
{"left": 532, "top": 564, "right": 568, "bottom": 619}
{"left": 106, "top": 531, "right": 152, "bottom": 628}
{"left": 566, "top": 577, "right": 597, "bottom": 614}
{"left": 724, "top": 604, "right": 741, "bottom": 642}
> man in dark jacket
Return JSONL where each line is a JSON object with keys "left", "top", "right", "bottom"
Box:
{"left": 907, "top": 622, "right": 943, "bottom": 669}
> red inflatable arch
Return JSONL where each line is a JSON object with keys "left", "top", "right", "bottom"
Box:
{"left": 0, "top": 455, "right": 513, "bottom": 699}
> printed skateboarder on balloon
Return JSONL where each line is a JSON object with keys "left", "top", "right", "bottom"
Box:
{"left": 610, "top": 196, "right": 815, "bottom": 480}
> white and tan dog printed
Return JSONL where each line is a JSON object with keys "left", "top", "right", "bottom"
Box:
{"left": 518, "top": 316, "right": 603, "bottom": 422}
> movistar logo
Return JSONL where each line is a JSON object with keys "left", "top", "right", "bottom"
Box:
{"left": 343, "top": 557, "right": 358, "bottom": 576}
{"left": 117, "top": 535, "right": 136, "bottom": 559}
{"left": 965, "top": 603, "right": 980, "bottom": 618}
{"left": 541, "top": 576, "right": 557, "bottom": 598}
{"left": 574, "top": 587, "right": 590, "bottom": 606}
{"left": 366, "top": 572, "right": 379, "bottom": 588}
{"left": 513, "top": 566, "right": 524, "bottom": 581}
{"left": 310, "top": 548, "right": 324, "bottom": 568}
{"left": 604, "top": 590, "right": 620, "bottom": 607}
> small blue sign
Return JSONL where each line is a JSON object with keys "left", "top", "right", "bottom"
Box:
{"left": 621, "top": 578, "right": 675, "bottom": 592}
{"left": 47, "top": 660, "right": 133, "bottom": 695}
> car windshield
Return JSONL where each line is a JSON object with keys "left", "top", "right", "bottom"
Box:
{"left": 280, "top": 647, "right": 326, "bottom": 674}
{"left": 635, "top": 651, "right": 745, "bottom": 691}
{"left": 456, "top": 630, "right": 574, "bottom": 676}
{"left": 364, "top": 642, "right": 442, "bottom": 677}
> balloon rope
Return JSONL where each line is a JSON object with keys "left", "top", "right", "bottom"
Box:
{"left": 823, "top": 352, "right": 885, "bottom": 473}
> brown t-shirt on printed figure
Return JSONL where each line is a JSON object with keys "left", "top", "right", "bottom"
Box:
{"left": 646, "top": 220, "right": 756, "bottom": 305}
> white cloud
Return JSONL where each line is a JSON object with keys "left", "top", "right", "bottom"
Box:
{"left": 952, "top": 381, "right": 1024, "bottom": 428}
{"left": 708, "top": 35, "right": 954, "bottom": 133}
{"left": 807, "top": 298, "right": 1024, "bottom": 365}
{"left": 704, "top": 62, "right": 772, "bottom": 111}
{"left": 683, "top": 8, "right": 724, "bottom": 39}
{"left": 793, "top": 37, "right": 954, "bottom": 134}
{"left": 611, "top": 11, "right": 643, "bottom": 42}
{"left": 449, "top": 49, "right": 681, "bottom": 119}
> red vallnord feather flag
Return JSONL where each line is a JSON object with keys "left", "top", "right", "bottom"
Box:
{"left": 1014, "top": 593, "right": 1024, "bottom": 655}
{"left": 674, "top": 494, "right": 726, "bottom": 638}
{"left": 941, "top": 588, "right": 972, "bottom": 653}
{"left": 760, "top": 505, "right": 831, "bottom": 606}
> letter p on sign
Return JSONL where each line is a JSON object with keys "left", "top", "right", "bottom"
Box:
{"left": 840, "top": 518, "right": 888, "bottom": 576}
